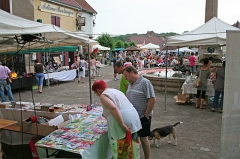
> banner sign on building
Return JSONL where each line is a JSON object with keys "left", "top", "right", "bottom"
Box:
{"left": 39, "top": 2, "right": 74, "bottom": 17}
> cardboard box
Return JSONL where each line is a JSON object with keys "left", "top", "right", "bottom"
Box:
{"left": 21, "top": 118, "right": 69, "bottom": 136}
{"left": 0, "top": 103, "right": 9, "bottom": 108}
{"left": 176, "top": 93, "right": 189, "bottom": 104}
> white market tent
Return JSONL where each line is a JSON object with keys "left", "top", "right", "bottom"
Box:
{"left": 140, "top": 42, "right": 160, "bottom": 49}
{"left": 93, "top": 44, "right": 110, "bottom": 51}
{"left": 166, "top": 17, "right": 240, "bottom": 46}
{"left": 0, "top": 9, "right": 98, "bottom": 53}
{"left": 0, "top": 9, "right": 98, "bottom": 104}
{"left": 173, "top": 47, "right": 195, "bottom": 53}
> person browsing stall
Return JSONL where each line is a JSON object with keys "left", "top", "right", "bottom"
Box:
{"left": 92, "top": 80, "right": 142, "bottom": 152}
{"left": 114, "top": 61, "right": 130, "bottom": 95}
{"left": 78, "top": 57, "right": 88, "bottom": 83}
{"left": 195, "top": 58, "right": 211, "bottom": 109}
{"left": 212, "top": 61, "right": 225, "bottom": 113}
{"left": 34, "top": 59, "right": 44, "bottom": 93}
{"left": 123, "top": 66, "right": 156, "bottom": 159}
{"left": 0, "top": 62, "right": 14, "bottom": 102}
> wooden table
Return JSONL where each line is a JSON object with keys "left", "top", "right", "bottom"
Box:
{"left": 0, "top": 119, "right": 17, "bottom": 159}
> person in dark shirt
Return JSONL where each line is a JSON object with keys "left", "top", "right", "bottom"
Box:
{"left": 34, "top": 60, "right": 44, "bottom": 93}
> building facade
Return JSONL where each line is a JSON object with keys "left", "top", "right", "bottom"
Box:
{"left": 0, "top": 0, "right": 97, "bottom": 72}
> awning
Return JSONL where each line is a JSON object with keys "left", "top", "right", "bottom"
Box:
{"left": 0, "top": 46, "right": 79, "bottom": 54}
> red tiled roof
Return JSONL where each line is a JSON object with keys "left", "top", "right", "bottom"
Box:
{"left": 50, "top": 0, "right": 97, "bottom": 13}
{"left": 127, "top": 31, "right": 166, "bottom": 47}
{"left": 74, "top": 0, "right": 97, "bottom": 13}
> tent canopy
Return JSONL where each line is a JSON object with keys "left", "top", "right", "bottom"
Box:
{"left": 140, "top": 43, "right": 160, "bottom": 49}
{"left": 174, "top": 47, "right": 195, "bottom": 53}
{"left": 124, "top": 46, "right": 141, "bottom": 51}
{"left": 0, "top": 9, "right": 98, "bottom": 53}
{"left": 93, "top": 44, "right": 110, "bottom": 51}
{"left": 166, "top": 17, "right": 240, "bottom": 46}
{"left": 0, "top": 46, "right": 79, "bottom": 54}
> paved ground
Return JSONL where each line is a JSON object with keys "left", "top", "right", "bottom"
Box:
{"left": 3, "top": 65, "right": 222, "bottom": 159}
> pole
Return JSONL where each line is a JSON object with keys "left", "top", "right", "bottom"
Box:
{"left": 164, "top": 46, "right": 168, "bottom": 112}
{"left": 88, "top": 44, "right": 92, "bottom": 104}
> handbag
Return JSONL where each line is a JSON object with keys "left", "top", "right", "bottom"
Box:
{"left": 79, "top": 66, "right": 83, "bottom": 71}
{"left": 193, "top": 68, "right": 202, "bottom": 88}
{"left": 6, "top": 77, "right": 12, "bottom": 84}
{"left": 110, "top": 130, "right": 140, "bottom": 159}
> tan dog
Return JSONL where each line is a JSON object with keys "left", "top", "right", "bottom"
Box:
{"left": 148, "top": 122, "right": 183, "bottom": 148}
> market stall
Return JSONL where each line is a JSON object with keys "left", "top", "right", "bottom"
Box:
{"left": 0, "top": 102, "right": 111, "bottom": 159}
{"left": 36, "top": 112, "right": 111, "bottom": 159}
{"left": 44, "top": 70, "right": 76, "bottom": 82}
{"left": 10, "top": 76, "right": 37, "bottom": 90}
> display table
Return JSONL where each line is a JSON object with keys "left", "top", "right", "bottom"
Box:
{"left": 0, "top": 119, "right": 17, "bottom": 159}
{"left": 0, "top": 107, "right": 71, "bottom": 145}
{"left": 181, "top": 82, "right": 214, "bottom": 104}
{"left": 35, "top": 111, "right": 111, "bottom": 159}
{"left": 10, "top": 76, "right": 37, "bottom": 90}
{"left": 181, "top": 82, "right": 214, "bottom": 96}
{"left": 44, "top": 70, "right": 76, "bottom": 81}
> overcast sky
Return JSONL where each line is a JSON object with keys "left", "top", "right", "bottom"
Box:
{"left": 86, "top": 0, "right": 239, "bottom": 37}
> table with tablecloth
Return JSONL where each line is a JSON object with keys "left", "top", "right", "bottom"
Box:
{"left": 181, "top": 81, "right": 214, "bottom": 96}
{"left": 35, "top": 108, "right": 111, "bottom": 159}
{"left": 181, "top": 81, "right": 215, "bottom": 104}
{"left": 44, "top": 70, "right": 76, "bottom": 81}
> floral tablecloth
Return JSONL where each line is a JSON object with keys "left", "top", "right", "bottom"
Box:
{"left": 35, "top": 106, "right": 111, "bottom": 158}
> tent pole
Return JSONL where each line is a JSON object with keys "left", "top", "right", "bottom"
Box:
{"left": 164, "top": 46, "right": 168, "bottom": 112}
{"left": 178, "top": 47, "right": 180, "bottom": 92}
{"left": 88, "top": 44, "right": 92, "bottom": 104}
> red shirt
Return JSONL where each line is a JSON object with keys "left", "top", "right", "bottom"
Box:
{"left": 189, "top": 55, "right": 196, "bottom": 66}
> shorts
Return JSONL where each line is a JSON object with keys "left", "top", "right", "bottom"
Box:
{"left": 190, "top": 66, "right": 196, "bottom": 73}
{"left": 138, "top": 116, "right": 152, "bottom": 137}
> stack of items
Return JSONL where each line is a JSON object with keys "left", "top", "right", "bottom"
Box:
{"left": 35, "top": 107, "right": 107, "bottom": 154}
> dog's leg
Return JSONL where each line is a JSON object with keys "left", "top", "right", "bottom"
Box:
{"left": 167, "top": 134, "right": 172, "bottom": 144}
{"left": 153, "top": 138, "right": 156, "bottom": 145}
{"left": 156, "top": 139, "right": 160, "bottom": 148}
{"left": 173, "top": 128, "right": 177, "bottom": 146}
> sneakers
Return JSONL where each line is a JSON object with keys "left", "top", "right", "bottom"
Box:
{"left": 114, "top": 78, "right": 118, "bottom": 81}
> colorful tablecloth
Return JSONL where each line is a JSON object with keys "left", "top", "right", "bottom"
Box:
{"left": 35, "top": 106, "right": 111, "bottom": 158}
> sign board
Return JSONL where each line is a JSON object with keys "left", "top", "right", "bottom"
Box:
{"left": 38, "top": 2, "right": 74, "bottom": 17}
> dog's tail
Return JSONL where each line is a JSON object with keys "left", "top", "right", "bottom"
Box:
{"left": 173, "top": 122, "right": 183, "bottom": 127}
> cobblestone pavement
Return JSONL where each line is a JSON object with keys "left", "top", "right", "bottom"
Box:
{"left": 9, "top": 65, "right": 222, "bottom": 159}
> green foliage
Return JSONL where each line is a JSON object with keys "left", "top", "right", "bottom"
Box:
{"left": 96, "top": 33, "right": 115, "bottom": 50}
{"left": 129, "top": 41, "right": 136, "bottom": 47}
{"left": 115, "top": 40, "right": 124, "bottom": 48}
{"left": 124, "top": 42, "right": 129, "bottom": 48}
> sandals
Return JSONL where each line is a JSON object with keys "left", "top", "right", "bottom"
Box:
{"left": 195, "top": 106, "right": 199, "bottom": 108}
{"left": 211, "top": 108, "right": 215, "bottom": 112}
{"left": 220, "top": 109, "right": 223, "bottom": 114}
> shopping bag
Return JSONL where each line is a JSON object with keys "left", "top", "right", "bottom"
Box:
{"left": 110, "top": 130, "right": 134, "bottom": 159}
{"left": 193, "top": 77, "right": 201, "bottom": 88}
{"left": 29, "top": 137, "right": 40, "bottom": 159}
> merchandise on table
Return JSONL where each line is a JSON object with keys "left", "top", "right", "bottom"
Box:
{"left": 36, "top": 111, "right": 107, "bottom": 154}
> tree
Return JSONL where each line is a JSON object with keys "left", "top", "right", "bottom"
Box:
{"left": 115, "top": 40, "right": 124, "bottom": 48}
{"left": 129, "top": 41, "right": 136, "bottom": 47}
{"left": 124, "top": 42, "right": 129, "bottom": 48}
{"left": 96, "top": 33, "right": 114, "bottom": 50}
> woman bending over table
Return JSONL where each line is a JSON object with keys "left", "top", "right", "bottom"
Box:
{"left": 92, "top": 80, "right": 142, "bottom": 141}
{"left": 195, "top": 58, "right": 211, "bottom": 109}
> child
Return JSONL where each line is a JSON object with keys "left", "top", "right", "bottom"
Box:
{"left": 210, "top": 67, "right": 217, "bottom": 84}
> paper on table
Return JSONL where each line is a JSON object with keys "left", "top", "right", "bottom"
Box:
{"left": 48, "top": 115, "right": 64, "bottom": 126}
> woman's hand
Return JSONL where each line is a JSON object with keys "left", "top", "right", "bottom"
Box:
{"left": 121, "top": 123, "right": 129, "bottom": 133}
